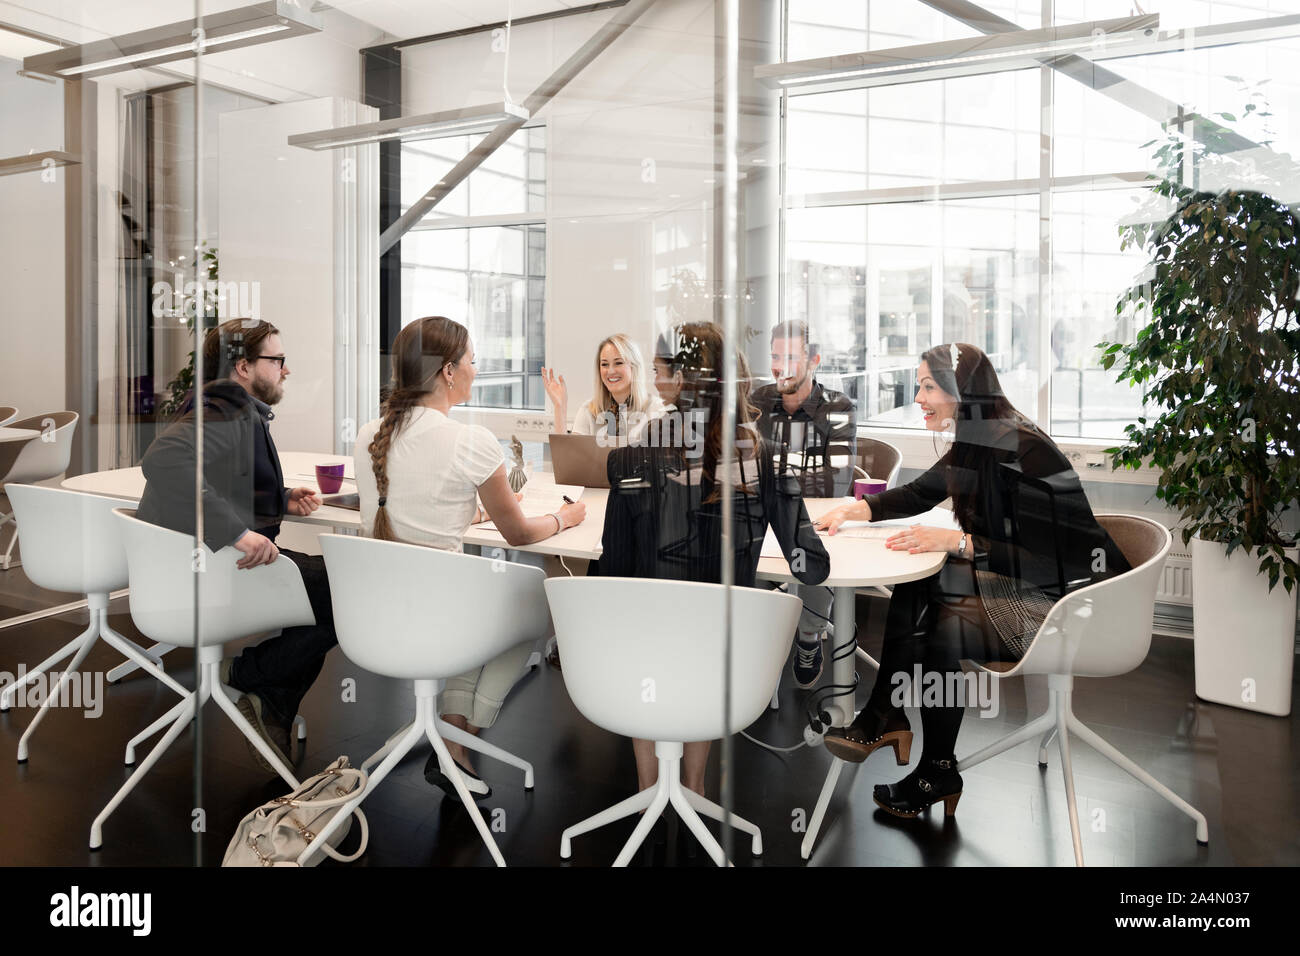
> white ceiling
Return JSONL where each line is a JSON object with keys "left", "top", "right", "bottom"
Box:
{"left": 0, "top": 0, "right": 582, "bottom": 48}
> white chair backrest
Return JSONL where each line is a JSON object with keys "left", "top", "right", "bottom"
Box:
{"left": 1, "top": 412, "right": 78, "bottom": 484}
{"left": 6, "top": 485, "right": 135, "bottom": 595}
{"left": 113, "top": 509, "right": 314, "bottom": 648}
{"left": 319, "top": 534, "right": 552, "bottom": 680}
{"left": 1004, "top": 514, "right": 1171, "bottom": 679}
{"left": 858, "top": 436, "right": 902, "bottom": 488}
{"left": 0, "top": 407, "right": 16, "bottom": 427}
{"left": 545, "top": 577, "right": 802, "bottom": 743}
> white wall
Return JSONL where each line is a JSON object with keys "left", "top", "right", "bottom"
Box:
{"left": 0, "top": 58, "right": 67, "bottom": 420}
{"left": 218, "top": 97, "right": 378, "bottom": 456}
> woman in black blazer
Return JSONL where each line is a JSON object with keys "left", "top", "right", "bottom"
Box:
{"left": 815, "top": 343, "right": 1130, "bottom": 818}
{"left": 599, "top": 322, "right": 830, "bottom": 795}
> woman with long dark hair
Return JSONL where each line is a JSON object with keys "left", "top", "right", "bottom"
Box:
{"left": 355, "top": 316, "right": 586, "bottom": 797}
{"left": 598, "top": 322, "right": 830, "bottom": 796}
{"left": 814, "top": 343, "right": 1130, "bottom": 817}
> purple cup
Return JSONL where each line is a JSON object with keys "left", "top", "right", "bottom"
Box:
{"left": 315, "top": 463, "right": 346, "bottom": 494}
{"left": 854, "top": 478, "right": 887, "bottom": 500}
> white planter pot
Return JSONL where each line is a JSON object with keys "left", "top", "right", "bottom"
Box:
{"left": 1191, "top": 535, "right": 1298, "bottom": 716}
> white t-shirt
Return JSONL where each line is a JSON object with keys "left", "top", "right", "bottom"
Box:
{"left": 354, "top": 406, "right": 505, "bottom": 552}
{"left": 571, "top": 394, "right": 668, "bottom": 446}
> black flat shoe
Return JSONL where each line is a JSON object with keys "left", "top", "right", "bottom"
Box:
{"left": 823, "top": 706, "right": 912, "bottom": 765}
{"left": 873, "top": 757, "right": 962, "bottom": 818}
{"left": 424, "top": 751, "right": 492, "bottom": 800}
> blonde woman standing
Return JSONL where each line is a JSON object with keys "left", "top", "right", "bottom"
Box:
{"left": 541, "top": 333, "right": 666, "bottom": 445}
{"left": 355, "top": 316, "right": 586, "bottom": 798}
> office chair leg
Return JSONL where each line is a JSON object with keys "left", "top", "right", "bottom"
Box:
{"left": 800, "top": 756, "right": 844, "bottom": 860}
{"left": 681, "top": 787, "right": 762, "bottom": 856}
{"left": 668, "top": 765, "right": 729, "bottom": 868}
{"left": 90, "top": 694, "right": 197, "bottom": 849}
{"left": 854, "top": 646, "right": 880, "bottom": 670}
{"left": 125, "top": 697, "right": 189, "bottom": 764}
{"left": 363, "top": 720, "right": 416, "bottom": 772}
{"left": 1038, "top": 727, "right": 1058, "bottom": 767}
{"left": 770, "top": 686, "right": 780, "bottom": 710}
{"left": 15, "top": 619, "right": 98, "bottom": 762}
{"left": 559, "top": 787, "right": 657, "bottom": 859}
{"left": 956, "top": 710, "right": 1055, "bottom": 772}
{"left": 293, "top": 715, "right": 307, "bottom": 741}
{"left": 437, "top": 716, "right": 535, "bottom": 789}
{"left": 1054, "top": 689, "right": 1085, "bottom": 867}
{"left": 0, "top": 620, "right": 94, "bottom": 711}
{"left": 107, "top": 642, "right": 176, "bottom": 684}
{"left": 611, "top": 775, "right": 671, "bottom": 867}
{"left": 423, "top": 699, "right": 506, "bottom": 867}
{"left": 0, "top": 524, "right": 18, "bottom": 570}
{"left": 99, "top": 619, "right": 188, "bottom": 698}
{"left": 1066, "top": 712, "right": 1209, "bottom": 845}
{"left": 297, "top": 711, "right": 424, "bottom": 867}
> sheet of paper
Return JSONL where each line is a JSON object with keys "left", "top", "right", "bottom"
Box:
{"left": 478, "top": 483, "right": 584, "bottom": 530}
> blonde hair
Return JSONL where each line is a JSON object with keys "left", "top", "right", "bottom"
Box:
{"left": 585, "top": 333, "right": 653, "bottom": 419}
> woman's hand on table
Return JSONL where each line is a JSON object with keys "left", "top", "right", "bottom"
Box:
{"left": 885, "top": 525, "right": 962, "bottom": 555}
{"left": 286, "top": 487, "right": 321, "bottom": 515}
{"left": 813, "top": 499, "right": 871, "bottom": 535}
{"left": 557, "top": 500, "right": 586, "bottom": 529}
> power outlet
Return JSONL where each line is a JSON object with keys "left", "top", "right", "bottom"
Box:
{"left": 512, "top": 415, "right": 552, "bottom": 434}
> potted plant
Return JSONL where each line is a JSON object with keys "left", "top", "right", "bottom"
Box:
{"left": 156, "top": 243, "right": 220, "bottom": 419}
{"left": 1100, "top": 100, "right": 1300, "bottom": 716}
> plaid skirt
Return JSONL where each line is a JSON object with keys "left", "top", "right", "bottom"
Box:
{"left": 974, "top": 569, "right": 1056, "bottom": 659}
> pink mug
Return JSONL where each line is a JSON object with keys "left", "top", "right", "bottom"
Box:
{"left": 315, "top": 463, "right": 346, "bottom": 495}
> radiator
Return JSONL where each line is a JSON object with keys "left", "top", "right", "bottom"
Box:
{"left": 1156, "top": 542, "right": 1195, "bottom": 606}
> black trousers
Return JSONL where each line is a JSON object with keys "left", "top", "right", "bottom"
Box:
{"left": 228, "top": 548, "right": 337, "bottom": 727}
{"left": 864, "top": 559, "right": 1021, "bottom": 762}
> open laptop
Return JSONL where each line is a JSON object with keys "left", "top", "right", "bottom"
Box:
{"left": 549, "top": 433, "right": 612, "bottom": 489}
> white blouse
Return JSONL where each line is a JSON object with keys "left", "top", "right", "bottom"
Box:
{"left": 354, "top": 406, "right": 505, "bottom": 552}
{"left": 571, "top": 394, "right": 668, "bottom": 446}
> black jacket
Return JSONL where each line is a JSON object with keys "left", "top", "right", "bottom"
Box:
{"left": 863, "top": 422, "right": 1131, "bottom": 595}
{"left": 597, "top": 435, "right": 830, "bottom": 589}
{"left": 136, "top": 380, "right": 289, "bottom": 551}
{"left": 751, "top": 380, "right": 857, "bottom": 498}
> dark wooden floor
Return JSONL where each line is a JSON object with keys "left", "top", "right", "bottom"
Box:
{"left": 0, "top": 571, "right": 1296, "bottom": 868}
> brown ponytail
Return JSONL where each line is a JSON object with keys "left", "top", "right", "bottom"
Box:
{"left": 369, "top": 316, "right": 470, "bottom": 541}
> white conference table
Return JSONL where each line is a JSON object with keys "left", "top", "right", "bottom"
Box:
{"left": 64, "top": 448, "right": 955, "bottom": 861}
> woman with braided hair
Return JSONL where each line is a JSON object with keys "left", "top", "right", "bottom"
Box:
{"left": 355, "top": 316, "right": 586, "bottom": 798}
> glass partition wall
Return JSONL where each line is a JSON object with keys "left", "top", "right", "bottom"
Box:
{"left": 0, "top": 0, "right": 1295, "bottom": 875}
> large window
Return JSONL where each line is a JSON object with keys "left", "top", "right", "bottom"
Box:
{"left": 782, "top": 0, "right": 1300, "bottom": 439}
{"left": 401, "top": 126, "right": 546, "bottom": 409}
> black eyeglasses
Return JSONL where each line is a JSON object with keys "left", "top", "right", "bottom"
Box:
{"left": 255, "top": 355, "right": 287, "bottom": 369}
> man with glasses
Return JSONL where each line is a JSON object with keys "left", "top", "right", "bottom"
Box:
{"left": 752, "top": 320, "right": 857, "bottom": 689}
{"left": 136, "top": 318, "right": 337, "bottom": 775}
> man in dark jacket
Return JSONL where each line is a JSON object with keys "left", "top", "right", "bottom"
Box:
{"left": 751, "top": 321, "right": 858, "bottom": 689}
{"left": 136, "top": 318, "right": 335, "bottom": 774}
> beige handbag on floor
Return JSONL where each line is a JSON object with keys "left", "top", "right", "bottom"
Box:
{"left": 223, "top": 756, "right": 369, "bottom": 867}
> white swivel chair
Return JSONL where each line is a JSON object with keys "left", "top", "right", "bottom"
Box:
{"left": 956, "top": 514, "right": 1209, "bottom": 866}
{"left": 0, "top": 407, "right": 17, "bottom": 427}
{"left": 546, "top": 577, "right": 802, "bottom": 867}
{"left": 295, "top": 534, "right": 551, "bottom": 867}
{"left": 0, "top": 411, "right": 78, "bottom": 570}
{"left": 0, "top": 485, "right": 188, "bottom": 760}
{"left": 89, "top": 509, "right": 316, "bottom": 850}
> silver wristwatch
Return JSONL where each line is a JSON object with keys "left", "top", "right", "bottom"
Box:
{"left": 958, "top": 533, "right": 968, "bottom": 557}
